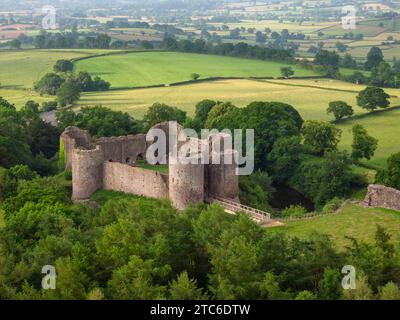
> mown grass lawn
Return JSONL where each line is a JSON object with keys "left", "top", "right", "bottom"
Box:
{"left": 271, "top": 203, "right": 400, "bottom": 250}
{"left": 74, "top": 51, "right": 320, "bottom": 88}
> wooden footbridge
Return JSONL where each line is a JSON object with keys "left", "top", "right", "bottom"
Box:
{"left": 207, "top": 195, "right": 277, "bottom": 226}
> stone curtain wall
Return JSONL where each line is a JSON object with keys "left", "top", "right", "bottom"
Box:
{"left": 103, "top": 162, "right": 169, "bottom": 200}
{"left": 364, "top": 184, "right": 400, "bottom": 211}
{"left": 96, "top": 135, "right": 147, "bottom": 165}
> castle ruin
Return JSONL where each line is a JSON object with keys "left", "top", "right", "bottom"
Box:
{"left": 60, "top": 122, "right": 239, "bottom": 210}
{"left": 363, "top": 184, "right": 400, "bottom": 212}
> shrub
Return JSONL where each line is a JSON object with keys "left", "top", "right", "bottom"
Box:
{"left": 321, "top": 197, "right": 343, "bottom": 214}
{"left": 282, "top": 205, "right": 307, "bottom": 218}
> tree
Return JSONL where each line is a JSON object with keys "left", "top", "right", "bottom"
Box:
{"left": 143, "top": 103, "right": 187, "bottom": 130}
{"left": 190, "top": 73, "right": 200, "bottom": 81}
{"left": 295, "top": 291, "right": 317, "bottom": 300}
{"left": 8, "top": 39, "right": 21, "bottom": 49}
{"left": 365, "top": 46, "right": 384, "bottom": 70}
{"left": 357, "top": 86, "right": 390, "bottom": 111}
{"left": 268, "top": 136, "right": 302, "bottom": 183}
{"left": 290, "top": 151, "right": 354, "bottom": 206}
{"left": 318, "top": 268, "right": 342, "bottom": 300}
{"left": 259, "top": 272, "right": 291, "bottom": 300}
{"left": 301, "top": 120, "right": 342, "bottom": 155}
{"left": 335, "top": 42, "right": 347, "bottom": 53}
{"left": 393, "top": 60, "right": 400, "bottom": 77}
{"left": 280, "top": 67, "right": 294, "bottom": 78}
{"left": 342, "top": 272, "right": 374, "bottom": 300}
{"left": 34, "top": 73, "right": 65, "bottom": 95}
{"left": 379, "top": 282, "right": 400, "bottom": 300}
{"left": 204, "top": 102, "right": 241, "bottom": 131}
{"left": 20, "top": 100, "right": 40, "bottom": 117}
{"left": 327, "top": 101, "right": 354, "bottom": 121}
{"left": 0, "top": 100, "right": 34, "bottom": 168}
{"left": 375, "top": 152, "right": 400, "bottom": 190}
{"left": 241, "top": 102, "right": 302, "bottom": 169}
{"left": 341, "top": 53, "right": 357, "bottom": 68}
{"left": 54, "top": 60, "right": 74, "bottom": 73}
{"left": 56, "top": 80, "right": 81, "bottom": 107}
{"left": 57, "top": 106, "right": 141, "bottom": 138}
{"left": 255, "top": 31, "right": 266, "bottom": 44}
{"left": 351, "top": 124, "right": 378, "bottom": 162}
{"left": 194, "top": 99, "right": 214, "bottom": 121}
{"left": 107, "top": 256, "right": 167, "bottom": 300}
{"left": 314, "top": 50, "right": 340, "bottom": 68}
{"left": 239, "top": 171, "right": 274, "bottom": 211}
{"left": 0, "top": 167, "right": 17, "bottom": 202}
{"left": 370, "top": 62, "right": 395, "bottom": 87}
{"left": 169, "top": 271, "right": 207, "bottom": 300}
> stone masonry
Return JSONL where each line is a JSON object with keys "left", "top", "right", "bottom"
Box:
{"left": 60, "top": 122, "right": 239, "bottom": 210}
{"left": 363, "top": 184, "right": 400, "bottom": 212}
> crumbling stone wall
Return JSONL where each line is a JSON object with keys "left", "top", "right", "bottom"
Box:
{"left": 61, "top": 127, "right": 93, "bottom": 170}
{"left": 62, "top": 123, "right": 240, "bottom": 210}
{"left": 96, "top": 134, "right": 147, "bottom": 164}
{"left": 103, "top": 162, "right": 169, "bottom": 199}
{"left": 364, "top": 184, "right": 400, "bottom": 211}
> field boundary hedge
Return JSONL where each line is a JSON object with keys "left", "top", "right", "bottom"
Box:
{"left": 334, "top": 104, "right": 400, "bottom": 125}
{"left": 103, "top": 75, "right": 327, "bottom": 91}
{"left": 277, "top": 199, "right": 351, "bottom": 222}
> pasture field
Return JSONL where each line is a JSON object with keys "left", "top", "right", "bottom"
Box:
{"left": 0, "top": 49, "right": 126, "bottom": 89}
{"left": 74, "top": 51, "right": 320, "bottom": 88}
{"left": 272, "top": 203, "right": 400, "bottom": 250}
{"left": 78, "top": 78, "right": 400, "bottom": 119}
{"left": 337, "top": 107, "right": 400, "bottom": 168}
{"left": 209, "top": 20, "right": 335, "bottom": 33}
{"left": 359, "top": 17, "right": 400, "bottom": 31}
{"left": 318, "top": 23, "right": 386, "bottom": 37}
{"left": 347, "top": 44, "right": 400, "bottom": 61}
{"left": 0, "top": 88, "right": 52, "bottom": 108}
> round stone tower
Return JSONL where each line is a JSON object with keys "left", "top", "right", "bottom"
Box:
{"left": 72, "top": 146, "right": 104, "bottom": 200}
{"left": 168, "top": 138, "right": 204, "bottom": 211}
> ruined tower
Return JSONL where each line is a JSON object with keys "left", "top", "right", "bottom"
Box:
{"left": 168, "top": 138, "right": 205, "bottom": 210}
{"left": 72, "top": 146, "right": 103, "bottom": 200}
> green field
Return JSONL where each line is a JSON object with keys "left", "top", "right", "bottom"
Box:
{"left": 74, "top": 51, "right": 320, "bottom": 88}
{"left": 0, "top": 88, "right": 52, "bottom": 107}
{"left": 338, "top": 108, "right": 400, "bottom": 168}
{"left": 273, "top": 203, "right": 400, "bottom": 250}
{"left": 78, "top": 78, "right": 400, "bottom": 119}
{"left": 0, "top": 50, "right": 90, "bottom": 89}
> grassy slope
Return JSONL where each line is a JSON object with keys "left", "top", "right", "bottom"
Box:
{"left": 0, "top": 50, "right": 90, "bottom": 89}
{"left": 272, "top": 203, "right": 400, "bottom": 250}
{"left": 78, "top": 77, "right": 400, "bottom": 118}
{"left": 74, "top": 51, "right": 320, "bottom": 88}
{"left": 337, "top": 108, "right": 400, "bottom": 168}
{"left": 0, "top": 49, "right": 123, "bottom": 108}
{"left": 0, "top": 88, "right": 53, "bottom": 108}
